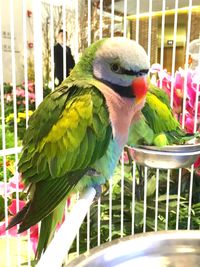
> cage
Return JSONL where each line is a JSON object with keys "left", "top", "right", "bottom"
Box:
{"left": 0, "top": 0, "right": 200, "bottom": 266}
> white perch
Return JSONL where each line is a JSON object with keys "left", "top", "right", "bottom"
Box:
{"left": 37, "top": 187, "right": 96, "bottom": 267}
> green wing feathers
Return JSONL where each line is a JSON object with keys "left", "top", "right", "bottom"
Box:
{"left": 128, "top": 84, "right": 194, "bottom": 147}
{"left": 19, "top": 86, "right": 110, "bottom": 184}
{"left": 148, "top": 83, "right": 171, "bottom": 109}
{"left": 35, "top": 199, "right": 66, "bottom": 259}
{"left": 142, "top": 92, "right": 179, "bottom": 134}
{"left": 7, "top": 84, "right": 111, "bottom": 259}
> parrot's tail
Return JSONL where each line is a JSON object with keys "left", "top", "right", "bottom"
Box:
{"left": 36, "top": 198, "right": 66, "bottom": 260}
{"left": 6, "top": 202, "right": 31, "bottom": 229}
{"left": 6, "top": 173, "right": 86, "bottom": 260}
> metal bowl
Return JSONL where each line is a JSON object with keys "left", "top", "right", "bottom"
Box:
{"left": 129, "top": 144, "right": 200, "bottom": 169}
{"left": 68, "top": 231, "right": 200, "bottom": 267}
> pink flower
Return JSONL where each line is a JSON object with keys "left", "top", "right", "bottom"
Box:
{"left": 194, "top": 157, "right": 200, "bottom": 176}
{"left": 150, "top": 63, "right": 162, "bottom": 73}
{"left": 28, "top": 81, "right": 35, "bottom": 93}
{"left": 0, "top": 221, "right": 27, "bottom": 237}
{"left": 22, "top": 81, "right": 35, "bottom": 93}
{"left": 187, "top": 85, "right": 197, "bottom": 108}
{"left": 28, "top": 92, "right": 35, "bottom": 100}
{"left": 194, "top": 157, "right": 200, "bottom": 169}
{"left": 4, "top": 82, "right": 35, "bottom": 105}
{"left": 0, "top": 176, "right": 24, "bottom": 198}
{"left": 0, "top": 199, "right": 39, "bottom": 253}
{"left": 0, "top": 182, "right": 13, "bottom": 197}
{"left": 30, "top": 228, "right": 39, "bottom": 253}
{"left": 180, "top": 113, "right": 195, "bottom": 133}
{"left": 9, "top": 199, "right": 26, "bottom": 215}
{"left": 158, "top": 69, "right": 172, "bottom": 84}
{"left": 8, "top": 176, "right": 24, "bottom": 192}
{"left": 16, "top": 88, "right": 25, "bottom": 97}
{"left": 174, "top": 70, "right": 184, "bottom": 90}
{"left": 120, "top": 149, "right": 135, "bottom": 164}
{"left": 151, "top": 64, "right": 200, "bottom": 133}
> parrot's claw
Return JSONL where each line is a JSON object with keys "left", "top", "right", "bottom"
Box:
{"left": 94, "top": 185, "right": 102, "bottom": 200}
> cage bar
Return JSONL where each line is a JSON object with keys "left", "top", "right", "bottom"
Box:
{"left": 176, "top": 168, "right": 182, "bottom": 230}
{"left": 109, "top": 177, "right": 113, "bottom": 242}
{"left": 120, "top": 153, "right": 124, "bottom": 237}
{"left": 76, "top": 193, "right": 80, "bottom": 257}
{"left": 143, "top": 167, "right": 148, "bottom": 233}
{"left": 165, "top": 169, "right": 171, "bottom": 230}
{"left": 97, "top": 197, "right": 101, "bottom": 246}
{"left": 182, "top": 0, "right": 193, "bottom": 128}
{"left": 170, "top": 0, "right": 179, "bottom": 107}
{"left": 160, "top": 0, "right": 166, "bottom": 69}
{"left": 86, "top": 206, "right": 90, "bottom": 252}
{"left": 62, "top": 1, "right": 67, "bottom": 80}
{"left": 50, "top": 2, "right": 55, "bottom": 91}
{"left": 87, "top": 0, "right": 91, "bottom": 46}
{"left": 131, "top": 161, "right": 136, "bottom": 235}
{"left": 99, "top": 0, "right": 103, "bottom": 39}
{"left": 111, "top": 0, "right": 115, "bottom": 37}
{"left": 74, "top": 0, "right": 79, "bottom": 62}
{"left": 9, "top": 0, "right": 21, "bottom": 264}
{"left": 147, "top": 0, "right": 152, "bottom": 61}
{"left": 22, "top": 0, "right": 29, "bottom": 127}
{"left": 187, "top": 165, "right": 194, "bottom": 229}
{"left": 0, "top": 16, "right": 11, "bottom": 267}
{"left": 33, "top": 0, "right": 43, "bottom": 107}
{"left": 135, "top": 0, "right": 140, "bottom": 43}
{"left": 155, "top": 169, "right": 160, "bottom": 231}
{"left": 123, "top": 0, "right": 127, "bottom": 37}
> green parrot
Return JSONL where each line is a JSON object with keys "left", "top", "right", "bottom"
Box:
{"left": 128, "top": 82, "right": 198, "bottom": 147}
{"left": 7, "top": 37, "right": 149, "bottom": 259}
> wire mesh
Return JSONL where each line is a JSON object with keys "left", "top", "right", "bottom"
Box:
{"left": 0, "top": 0, "right": 200, "bottom": 266}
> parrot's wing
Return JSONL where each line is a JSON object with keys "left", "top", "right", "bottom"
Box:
{"left": 142, "top": 92, "right": 180, "bottom": 134}
{"left": 19, "top": 84, "right": 111, "bottom": 182}
{"left": 149, "top": 83, "right": 171, "bottom": 109}
{"left": 12, "top": 84, "right": 112, "bottom": 232}
{"left": 127, "top": 116, "right": 154, "bottom": 146}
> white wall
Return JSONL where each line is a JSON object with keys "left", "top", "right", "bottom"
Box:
{"left": 0, "top": 0, "right": 33, "bottom": 84}
{"left": 0, "top": 0, "right": 80, "bottom": 84}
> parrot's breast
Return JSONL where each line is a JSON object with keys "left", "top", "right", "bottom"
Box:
{"left": 74, "top": 79, "right": 146, "bottom": 191}
{"left": 92, "top": 80, "right": 146, "bottom": 148}
{"left": 75, "top": 138, "right": 122, "bottom": 191}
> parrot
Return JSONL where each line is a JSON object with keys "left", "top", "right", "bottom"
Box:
{"left": 128, "top": 82, "right": 199, "bottom": 147}
{"left": 7, "top": 37, "right": 150, "bottom": 259}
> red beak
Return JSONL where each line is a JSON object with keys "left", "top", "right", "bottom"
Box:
{"left": 131, "top": 76, "right": 148, "bottom": 103}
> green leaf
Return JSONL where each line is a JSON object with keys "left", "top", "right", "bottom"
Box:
{"left": 157, "top": 194, "right": 186, "bottom": 202}
{"left": 0, "top": 196, "right": 5, "bottom": 221}
{"left": 147, "top": 175, "right": 156, "bottom": 197}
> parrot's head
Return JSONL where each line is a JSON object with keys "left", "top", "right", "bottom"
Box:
{"left": 92, "top": 37, "right": 150, "bottom": 102}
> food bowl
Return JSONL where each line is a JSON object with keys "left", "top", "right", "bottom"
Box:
{"left": 68, "top": 231, "right": 200, "bottom": 267}
{"left": 129, "top": 143, "right": 200, "bottom": 169}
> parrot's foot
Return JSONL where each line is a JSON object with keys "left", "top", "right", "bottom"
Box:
{"left": 86, "top": 168, "right": 101, "bottom": 177}
{"left": 94, "top": 185, "right": 102, "bottom": 200}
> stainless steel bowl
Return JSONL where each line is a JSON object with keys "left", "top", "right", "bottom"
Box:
{"left": 68, "top": 231, "right": 200, "bottom": 267}
{"left": 130, "top": 144, "right": 200, "bottom": 169}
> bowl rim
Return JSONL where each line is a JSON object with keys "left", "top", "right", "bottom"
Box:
{"left": 68, "top": 230, "right": 200, "bottom": 266}
{"left": 128, "top": 144, "right": 200, "bottom": 156}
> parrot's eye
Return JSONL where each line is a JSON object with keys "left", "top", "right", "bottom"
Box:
{"left": 110, "top": 63, "right": 122, "bottom": 74}
{"left": 136, "top": 70, "right": 149, "bottom": 77}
